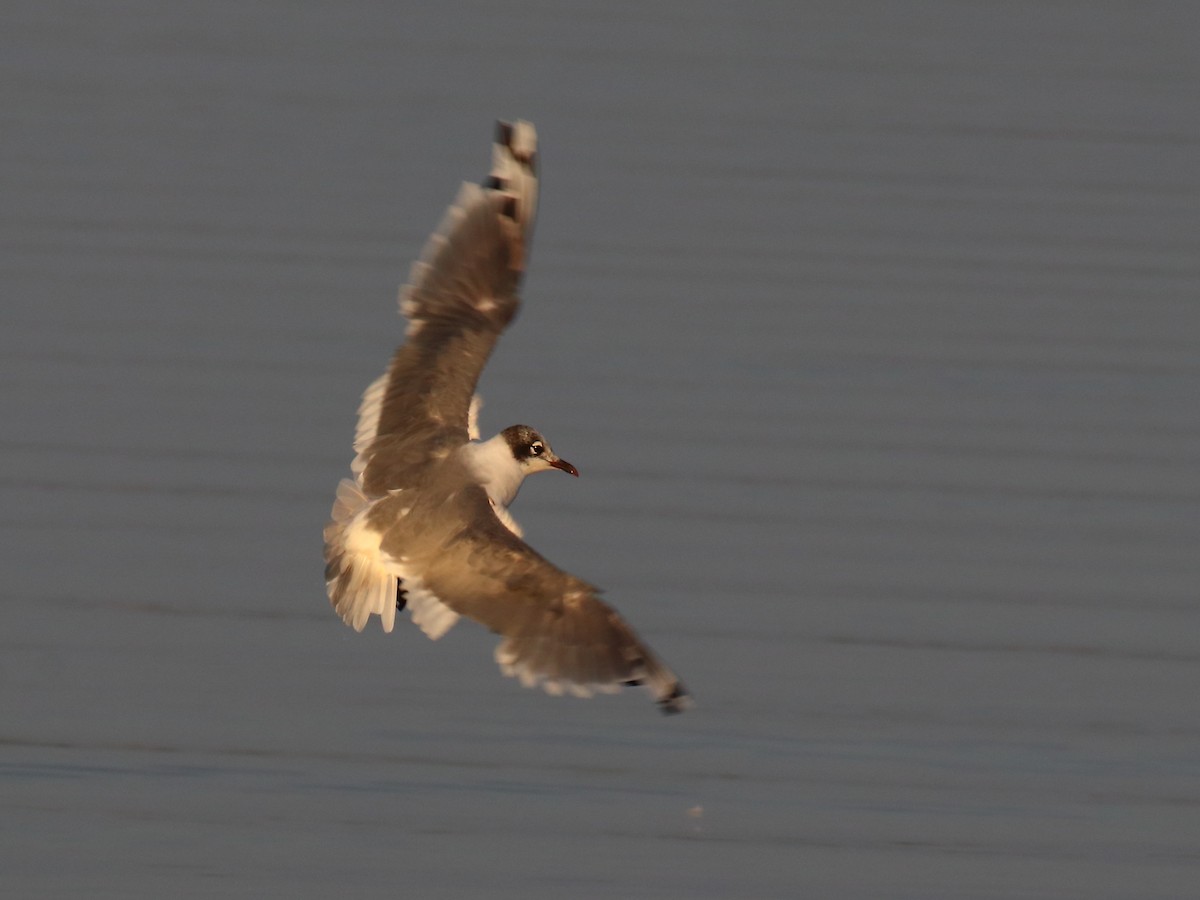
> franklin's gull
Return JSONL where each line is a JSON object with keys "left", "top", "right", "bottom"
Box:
{"left": 324, "top": 121, "right": 690, "bottom": 714}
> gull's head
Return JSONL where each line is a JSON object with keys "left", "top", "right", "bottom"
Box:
{"left": 501, "top": 424, "right": 579, "bottom": 478}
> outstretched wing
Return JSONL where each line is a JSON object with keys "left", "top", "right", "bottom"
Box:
{"left": 378, "top": 469, "right": 691, "bottom": 714}
{"left": 354, "top": 121, "right": 539, "bottom": 497}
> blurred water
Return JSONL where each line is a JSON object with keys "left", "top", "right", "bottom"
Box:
{"left": 3, "top": 2, "right": 1198, "bottom": 897}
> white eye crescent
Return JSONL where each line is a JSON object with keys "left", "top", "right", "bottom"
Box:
{"left": 530, "top": 442, "right": 544, "bottom": 456}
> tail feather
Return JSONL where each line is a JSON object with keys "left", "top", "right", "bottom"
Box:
{"left": 323, "top": 479, "right": 399, "bottom": 633}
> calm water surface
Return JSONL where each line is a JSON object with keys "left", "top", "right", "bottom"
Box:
{"left": 3, "top": 2, "right": 1198, "bottom": 897}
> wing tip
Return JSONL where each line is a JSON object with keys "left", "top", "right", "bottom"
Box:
{"left": 654, "top": 680, "right": 693, "bottom": 715}
{"left": 397, "top": 118, "right": 538, "bottom": 323}
{"left": 484, "top": 119, "right": 538, "bottom": 251}
{"left": 494, "top": 119, "right": 537, "bottom": 163}
{"left": 494, "top": 639, "right": 693, "bottom": 714}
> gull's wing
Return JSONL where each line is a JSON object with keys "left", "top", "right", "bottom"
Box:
{"left": 353, "top": 121, "right": 538, "bottom": 496}
{"left": 375, "top": 468, "right": 691, "bottom": 714}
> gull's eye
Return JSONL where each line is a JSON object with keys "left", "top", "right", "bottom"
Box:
{"left": 530, "top": 442, "right": 544, "bottom": 456}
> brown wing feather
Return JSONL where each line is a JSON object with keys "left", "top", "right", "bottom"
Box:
{"left": 358, "top": 123, "right": 537, "bottom": 496}
{"left": 379, "top": 462, "right": 690, "bottom": 713}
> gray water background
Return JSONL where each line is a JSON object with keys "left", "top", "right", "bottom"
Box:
{"left": 3, "top": 2, "right": 1198, "bottom": 897}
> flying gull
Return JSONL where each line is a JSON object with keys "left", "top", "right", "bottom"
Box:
{"left": 324, "top": 121, "right": 690, "bottom": 713}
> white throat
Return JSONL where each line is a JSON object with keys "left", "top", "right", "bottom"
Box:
{"left": 459, "top": 433, "right": 527, "bottom": 509}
